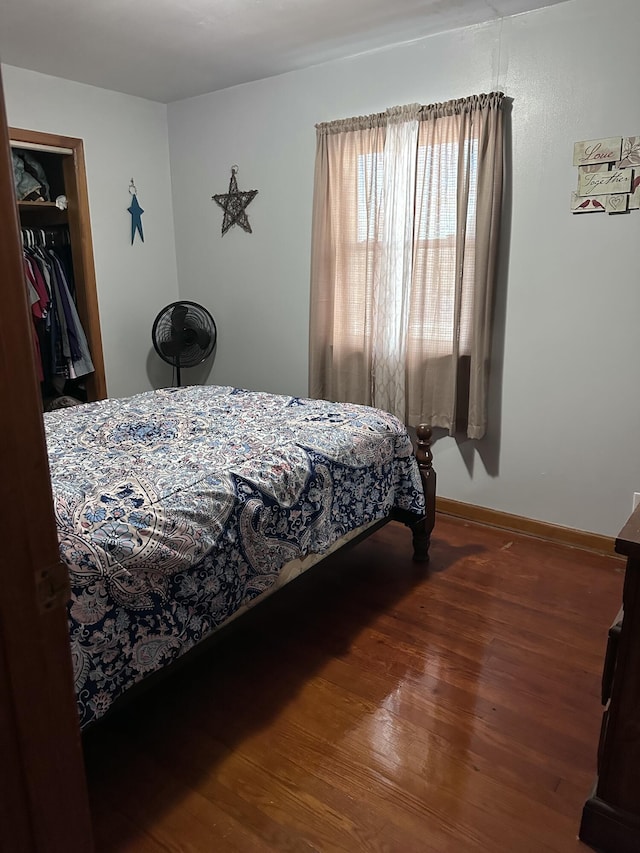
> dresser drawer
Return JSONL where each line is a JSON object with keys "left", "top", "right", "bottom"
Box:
{"left": 597, "top": 708, "right": 609, "bottom": 776}
{"left": 601, "top": 608, "right": 623, "bottom": 706}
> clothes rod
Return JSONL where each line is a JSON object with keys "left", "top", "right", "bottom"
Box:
{"left": 10, "top": 140, "right": 74, "bottom": 155}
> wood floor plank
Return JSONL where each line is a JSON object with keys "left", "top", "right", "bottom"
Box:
{"left": 84, "top": 515, "right": 623, "bottom": 852}
{"left": 292, "top": 643, "right": 594, "bottom": 817}
{"left": 86, "top": 729, "right": 286, "bottom": 853}
{"left": 122, "top": 714, "right": 490, "bottom": 853}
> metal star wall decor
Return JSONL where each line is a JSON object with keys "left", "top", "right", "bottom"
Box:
{"left": 127, "top": 179, "right": 144, "bottom": 244}
{"left": 212, "top": 166, "right": 258, "bottom": 235}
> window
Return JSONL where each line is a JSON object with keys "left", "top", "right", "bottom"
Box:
{"left": 310, "top": 94, "right": 504, "bottom": 439}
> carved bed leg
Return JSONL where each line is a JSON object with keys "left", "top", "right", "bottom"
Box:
{"left": 410, "top": 424, "right": 436, "bottom": 563}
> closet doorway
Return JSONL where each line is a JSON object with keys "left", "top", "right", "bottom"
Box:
{"left": 10, "top": 126, "right": 107, "bottom": 402}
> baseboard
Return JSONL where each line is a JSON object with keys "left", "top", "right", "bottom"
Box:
{"left": 436, "top": 497, "right": 618, "bottom": 558}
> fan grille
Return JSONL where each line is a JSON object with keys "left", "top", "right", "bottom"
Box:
{"left": 152, "top": 301, "right": 217, "bottom": 370}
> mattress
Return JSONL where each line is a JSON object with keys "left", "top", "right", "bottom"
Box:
{"left": 45, "top": 385, "right": 425, "bottom": 727}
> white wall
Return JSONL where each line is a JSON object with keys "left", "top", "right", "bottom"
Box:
{"left": 167, "top": 0, "right": 640, "bottom": 538}
{"left": 2, "top": 65, "right": 179, "bottom": 397}
{"left": 2, "top": 3, "right": 637, "bottom": 538}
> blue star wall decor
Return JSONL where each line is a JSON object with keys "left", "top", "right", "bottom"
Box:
{"left": 212, "top": 166, "right": 258, "bottom": 235}
{"left": 127, "top": 179, "right": 144, "bottom": 244}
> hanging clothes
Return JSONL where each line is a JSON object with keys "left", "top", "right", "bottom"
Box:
{"left": 23, "top": 255, "right": 47, "bottom": 383}
{"left": 21, "top": 227, "right": 95, "bottom": 391}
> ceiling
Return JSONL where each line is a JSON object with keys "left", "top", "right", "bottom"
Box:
{"left": 1, "top": 0, "right": 569, "bottom": 104}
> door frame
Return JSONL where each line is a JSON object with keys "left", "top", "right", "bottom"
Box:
{"left": 0, "top": 71, "right": 94, "bottom": 852}
{"left": 9, "top": 126, "right": 107, "bottom": 402}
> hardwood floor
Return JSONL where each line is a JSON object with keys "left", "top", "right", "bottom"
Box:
{"left": 83, "top": 514, "right": 624, "bottom": 852}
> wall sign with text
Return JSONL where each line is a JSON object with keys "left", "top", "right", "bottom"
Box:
{"left": 571, "top": 136, "right": 640, "bottom": 214}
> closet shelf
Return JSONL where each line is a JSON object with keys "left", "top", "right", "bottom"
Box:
{"left": 18, "top": 202, "right": 68, "bottom": 227}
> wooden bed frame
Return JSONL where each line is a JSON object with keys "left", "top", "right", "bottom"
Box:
{"left": 352, "top": 423, "right": 437, "bottom": 563}
{"left": 287, "top": 423, "right": 436, "bottom": 564}
{"left": 403, "top": 424, "right": 436, "bottom": 562}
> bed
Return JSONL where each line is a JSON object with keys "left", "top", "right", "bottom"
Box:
{"left": 44, "top": 385, "right": 435, "bottom": 729}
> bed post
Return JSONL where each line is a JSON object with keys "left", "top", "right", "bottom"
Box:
{"left": 410, "top": 424, "right": 436, "bottom": 563}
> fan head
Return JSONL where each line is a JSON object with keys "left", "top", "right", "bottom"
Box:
{"left": 152, "top": 301, "right": 217, "bottom": 373}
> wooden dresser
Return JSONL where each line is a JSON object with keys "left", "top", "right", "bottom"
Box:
{"left": 579, "top": 506, "right": 640, "bottom": 852}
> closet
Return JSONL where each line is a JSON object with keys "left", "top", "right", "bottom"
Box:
{"left": 10, "top": 127, "right": 106, "bottom": 405}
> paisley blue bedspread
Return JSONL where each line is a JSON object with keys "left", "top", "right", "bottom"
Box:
{"left": 44, "top": 385, "right": 425, "bottom": 729}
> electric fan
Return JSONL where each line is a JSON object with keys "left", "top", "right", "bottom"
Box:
{"left": 151, "top": 301, "right": 217, "bottom": 386}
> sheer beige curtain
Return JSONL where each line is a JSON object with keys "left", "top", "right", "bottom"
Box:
{"left": 309, "top": 92, "right": 504, "bottom": 439}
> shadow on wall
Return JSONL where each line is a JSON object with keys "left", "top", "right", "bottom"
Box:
{"left": 145, "top": 346, "right": 216, "bottom": 390}
{"left": 430, "top": 98, "right": 513, "bottom": 481}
